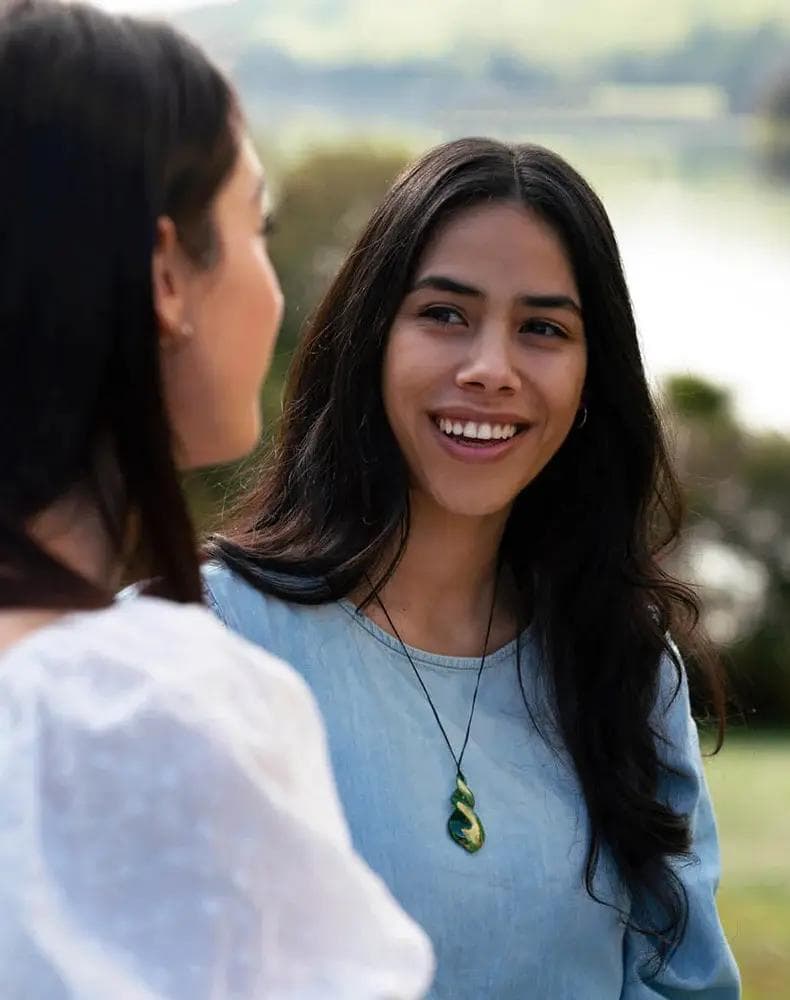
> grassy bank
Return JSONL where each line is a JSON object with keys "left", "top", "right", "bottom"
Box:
{"left": 705, "top": 734, "right": 790, "bottom": 999}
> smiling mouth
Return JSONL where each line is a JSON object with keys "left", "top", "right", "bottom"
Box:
{"left": 432, "top": 416, "right": 529, "bottom": 447}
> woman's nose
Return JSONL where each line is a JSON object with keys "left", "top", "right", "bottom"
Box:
{"left": 455, "top": 326, "right": 521, "bottom": 394}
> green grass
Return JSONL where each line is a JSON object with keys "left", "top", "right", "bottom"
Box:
{"left": 705, "top": 734, "right": 790, "bottom": 999}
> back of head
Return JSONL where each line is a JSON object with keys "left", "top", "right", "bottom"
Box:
{"left": 0, "top": 0, "right": 238, "bottom": 606}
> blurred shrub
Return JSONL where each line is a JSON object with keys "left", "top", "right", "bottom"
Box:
{"left": 267, "top": 144, "right": 409, "bottom": 354}
{"left": 254, "top": 144, "right": 408, "bottom": 430}
{"left": 665, "top": 375, "right": 790, "bottom": 724}
{"left": 760, "top": 69, "right": 790, "bottom": 176}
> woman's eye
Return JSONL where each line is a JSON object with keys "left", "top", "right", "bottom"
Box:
{"left": 420, "top": 305, "right": 466, "bottom": 326}
{"left": 522, "top": 318, "right": 566, "bottom": 339}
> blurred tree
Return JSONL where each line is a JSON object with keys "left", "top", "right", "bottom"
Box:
{"left": 664, "top": 375, "right": 790, "bottom": 725}
{"left": 258, "top": 145, "right": 409, "bottom": 430}
{"left": 666, "top": 374, "right": 731, "bottom": 422}
{"left": 266, "top": 144, "right": 408, "bottom": 355}
{"left": 761, "top": 69, "right": 790, "bottom": 176}
{"left": 603, "top": 21, "right": 790, "bottom": 113}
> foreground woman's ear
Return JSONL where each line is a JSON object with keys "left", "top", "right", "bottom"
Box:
{"left": 152, "top": 215, "right": 192, "bottom": 347}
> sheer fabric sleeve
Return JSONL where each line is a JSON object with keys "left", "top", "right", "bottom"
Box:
{"left": 0, "top": 606, "right": 434, "bottom": 1000}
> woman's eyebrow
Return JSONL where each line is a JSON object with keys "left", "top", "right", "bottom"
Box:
{"left": 411, "top": 275, "right": 581, "bottom": 316}
{"left": 519, "top": 293, "right": 582, "bottom": 316}
{"left": 410, "top": 275, "right": 483, "bottom": 297}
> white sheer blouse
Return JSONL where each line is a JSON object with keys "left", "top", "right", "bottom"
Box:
{"left": 0, "top": 596, "right": 434, "bottom": 999}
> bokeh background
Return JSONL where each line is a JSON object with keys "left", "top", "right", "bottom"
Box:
{"left": 107, "top": 1, "right": 790, "bottom": 994}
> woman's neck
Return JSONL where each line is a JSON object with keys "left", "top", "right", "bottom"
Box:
{"left": 361, "top": 491, "right": 519, "bottom": 657}
{"left": 0, "top": 492, "right": 120, "bottom": 654}
{"left": 32, "top": 491, "right": 121, "bottom": 590}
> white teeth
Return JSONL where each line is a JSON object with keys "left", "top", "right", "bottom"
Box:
{"left": 435, "top": 418, "right": 520, "bottom": 442}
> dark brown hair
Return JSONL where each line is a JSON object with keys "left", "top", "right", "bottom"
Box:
{"left": 0, "top": 0, "right": 239, "bottom": 608}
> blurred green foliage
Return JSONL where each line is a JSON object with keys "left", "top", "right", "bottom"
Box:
{"left": 268, "top": 144, "right": 409, "bottom": 355}
{"left": 666, "top": 374, "right": 732, "bottom": 423}
{"left": 258, "top": 145, "right": 408, "bottom": 430}
{"left": 706, "top": 735, "right": 790, "bottom": 999}
{"left": 665, "top": 375, "right": 790, "bottom": 724}
{"left": 761, "top": 69, "right": 790, "bottom": 176}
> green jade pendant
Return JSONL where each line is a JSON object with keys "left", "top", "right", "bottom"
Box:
{"left": 447, "top": 773, "right": 485, "bottom": 853}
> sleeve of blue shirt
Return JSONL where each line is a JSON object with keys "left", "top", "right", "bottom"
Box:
{"left": 620, "top": 655, "right": 741, "bottom": 998}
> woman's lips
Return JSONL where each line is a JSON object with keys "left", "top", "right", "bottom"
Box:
{"left": 429, "top": 414, "right": 529, "bottom": 463}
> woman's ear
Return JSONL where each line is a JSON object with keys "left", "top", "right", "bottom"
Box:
{"left": 152, "top": 216, "right": 189, "bottom": 347}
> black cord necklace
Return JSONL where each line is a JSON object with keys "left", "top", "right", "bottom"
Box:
{"left": 369, "top": 577, "right": 498, "bottom": 854}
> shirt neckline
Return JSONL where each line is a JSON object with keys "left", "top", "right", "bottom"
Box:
{"left": 337, "top": 599, "right": 531, "bottom": 671}
{"left": 0, "top": 595, "right": 170, "bottom": 670}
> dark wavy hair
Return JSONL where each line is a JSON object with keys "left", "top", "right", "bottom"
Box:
{"left": 209, "top": 137, "right": 726, "bottom": 966}
{"left": 0, "top": 0, "right": 239, "bottom": 609}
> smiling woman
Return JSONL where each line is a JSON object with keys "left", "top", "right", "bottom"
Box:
{"left": 384, "top": 201, "right": 587, "bottom": 517}
{"left": 205, "top": 138, "right": 741, "bottom": 998}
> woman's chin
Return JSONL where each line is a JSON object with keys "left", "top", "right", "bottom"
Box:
{"left": 421, "top": 483, "right": 516, "bottom": 520}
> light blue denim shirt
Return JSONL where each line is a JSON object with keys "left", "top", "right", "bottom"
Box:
{"left": 204, "top": 562, "right": 740, "bottom": 1000}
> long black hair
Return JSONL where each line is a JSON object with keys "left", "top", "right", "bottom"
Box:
{"left": 0, "top": 0, "right": 239, "bottom": 608}
{"left": 210, "top": 137, "right": 726, "bottom": 965}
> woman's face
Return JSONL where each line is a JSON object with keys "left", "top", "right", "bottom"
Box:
{"left": 155, "top": 135, "right": 283, "bottom": 469}
{"left": 383, "top": 200, "right": 587, "bottom": 520}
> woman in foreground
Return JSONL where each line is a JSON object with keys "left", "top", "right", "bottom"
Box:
{"left": 0, "top": 3, "right": 433, "bottom": 997}
{"left": 206, "top": 138, "right": 740, "bottom": 997}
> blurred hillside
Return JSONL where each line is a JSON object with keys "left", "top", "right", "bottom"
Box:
{"left": 174, "top": 0, "right": 790, "bottom": 123}
{"left": 175, "top": 0, "right": 790, "bottom": 65}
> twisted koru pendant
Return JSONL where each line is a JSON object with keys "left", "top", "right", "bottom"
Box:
{"left": 447, "top": 773, "right": 485, "bottom": 853}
